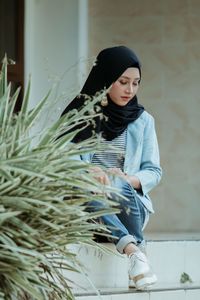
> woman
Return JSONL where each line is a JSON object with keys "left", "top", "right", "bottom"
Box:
{"left": 61, "top": 46, "right": 162, "bottom": 290}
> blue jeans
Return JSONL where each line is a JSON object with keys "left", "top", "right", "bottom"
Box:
{"left": 89, "top": 177, "right": 149, "bottom": 254}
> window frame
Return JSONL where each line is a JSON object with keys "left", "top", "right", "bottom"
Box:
{"left": 0, "top": 0, "right": 24, "bottom": 111}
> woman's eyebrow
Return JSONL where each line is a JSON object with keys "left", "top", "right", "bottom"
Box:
{"left": 120, "top": 76, "right": 140, "bottom": 81}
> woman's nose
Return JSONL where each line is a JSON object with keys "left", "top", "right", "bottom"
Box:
{"left": 126, "top": 84, "right": 133, "bottom": 94}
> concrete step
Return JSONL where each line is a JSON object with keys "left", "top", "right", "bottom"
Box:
{"left": 61, "top": 235, "right": 200, "bottom": 299}
{"left": 75, "top": 286, "right": 200, "bottom": 300}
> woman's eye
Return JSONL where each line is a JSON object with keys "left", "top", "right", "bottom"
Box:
{"left": 119, "top": 80, "right": 127, "bottom": 85}
{"left": 119, "top": 80, "right": 139, "bottom": 86}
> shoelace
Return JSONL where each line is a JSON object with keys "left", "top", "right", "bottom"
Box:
{"left": 129, "top": 251, "right": 146, "bottom": 260}
{"left": 129, "top": 251, "right": 147, "bottom": 269}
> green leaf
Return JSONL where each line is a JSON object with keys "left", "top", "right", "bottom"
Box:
{"left": 0, "top": 56, "right": 7, "bottom": 97}
{"left": 0, "top": 56, "right": 117, "bottom": 299}
{"left": 0, "top": 211, "right": 21, "bottom": 225}
{"left": 7, "top": 272, "right": 44, "bottom": 300}
{"left": 0, "top": 83, "right": 11, "bottom": 136}
{"left": 20, "top": 76, "right": 31, "bottom": 117}
{"left": 26, "top": 89, "right": 51, "bottom": 130}
{"left": 180, "top": 272, "right": 193, "bottom": 284}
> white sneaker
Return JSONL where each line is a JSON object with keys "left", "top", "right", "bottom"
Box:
{"left": 128, "top": 278, "right": 136, "bottom": 288}
{"left": 128, "top": 251, "right": 157, "bottom": 290}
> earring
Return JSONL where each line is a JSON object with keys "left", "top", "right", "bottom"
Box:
{"left": 100, "top": 97, "right": 108, "bottom": 107}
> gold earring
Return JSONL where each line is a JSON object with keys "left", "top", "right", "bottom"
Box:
{"left": 100, "top": 97, "right": 108, "bottom": 107}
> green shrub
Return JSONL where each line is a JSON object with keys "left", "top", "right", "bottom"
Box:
{"left": 0, "top": 58, "right": 118, "bottom": 299}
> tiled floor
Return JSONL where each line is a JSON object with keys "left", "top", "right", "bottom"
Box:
{"left": 185, "top": 289, "right": 200, "bottom": 300}
{"left": 149, "top": 290, "right": 185, "bottom": 300}
{"left": 111, "top": 294, "right": 149, "bottom": 300}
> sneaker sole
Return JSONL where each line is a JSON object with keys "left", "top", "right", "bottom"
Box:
{"left": 129, "top": 280, "right": 136, "bottom": 288}
{"left": 134, "top": 274, "right": 157, "bottom": 290}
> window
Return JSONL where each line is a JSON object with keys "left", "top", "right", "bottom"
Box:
{"left": 0, "top": 0, "right": 24, "bottom": 111}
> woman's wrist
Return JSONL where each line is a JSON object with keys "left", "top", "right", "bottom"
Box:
{"left": 125, "top": 174, "right": 141, "bottom": 190}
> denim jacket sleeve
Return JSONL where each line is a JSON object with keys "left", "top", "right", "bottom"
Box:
{"left": 132, "top": 112, "right": 162, "bottom": 195}
{"left": 81, "top": 111, "right": 162, "bottom": 196}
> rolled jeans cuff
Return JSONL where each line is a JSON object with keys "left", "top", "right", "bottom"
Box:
{"left": 116, "top": 234, "right": 137, "bottom": 254}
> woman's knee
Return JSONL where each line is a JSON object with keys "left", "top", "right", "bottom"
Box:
{"left": 111, "top": 177, "right": 136, "bottom": 198}
{"left": 86, "top": 200, "right": 107, "bottom": 212}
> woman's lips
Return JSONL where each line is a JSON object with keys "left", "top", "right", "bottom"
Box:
{"left": 121, "top": 96, "right": 131, "bottom": 100}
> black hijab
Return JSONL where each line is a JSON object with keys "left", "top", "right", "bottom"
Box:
{"left": 61, "top": 46, "right": 144, "bottom": 142}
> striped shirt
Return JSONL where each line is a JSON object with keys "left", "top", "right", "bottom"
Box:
{"left": 91, "top": 129, "right": 127, "bottom": 170}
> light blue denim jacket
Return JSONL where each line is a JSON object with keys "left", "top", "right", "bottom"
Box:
{"left": 80, "top": 111, "right": 162, "bottom": 213}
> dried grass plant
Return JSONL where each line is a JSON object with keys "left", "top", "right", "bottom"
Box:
{"left": 0, "top": 59, "right": 119, "bottom": 299}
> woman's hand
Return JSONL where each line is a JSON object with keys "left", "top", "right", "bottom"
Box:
{"left": 108, "top": 168, "right": 141, "bottom": 190}
{"left": 108, "top": 168, "right": 126, "bottom": 178}
{"left": 89, "top": 166, "right": 110, "bottom": 185}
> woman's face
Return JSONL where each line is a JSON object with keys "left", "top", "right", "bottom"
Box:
{"left": 108, "top": 67, "right": 140, "bottom": 106}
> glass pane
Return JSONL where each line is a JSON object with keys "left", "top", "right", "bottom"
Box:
{"left": 0, "top": 0, "right": 18, "bottom": 61}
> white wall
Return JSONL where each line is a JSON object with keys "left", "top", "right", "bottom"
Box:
{"left": 25, "top": 0, "right": 88, "bottom": 128}
{"left": 88, "top": 0, "right": 200, "bottom": 234}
